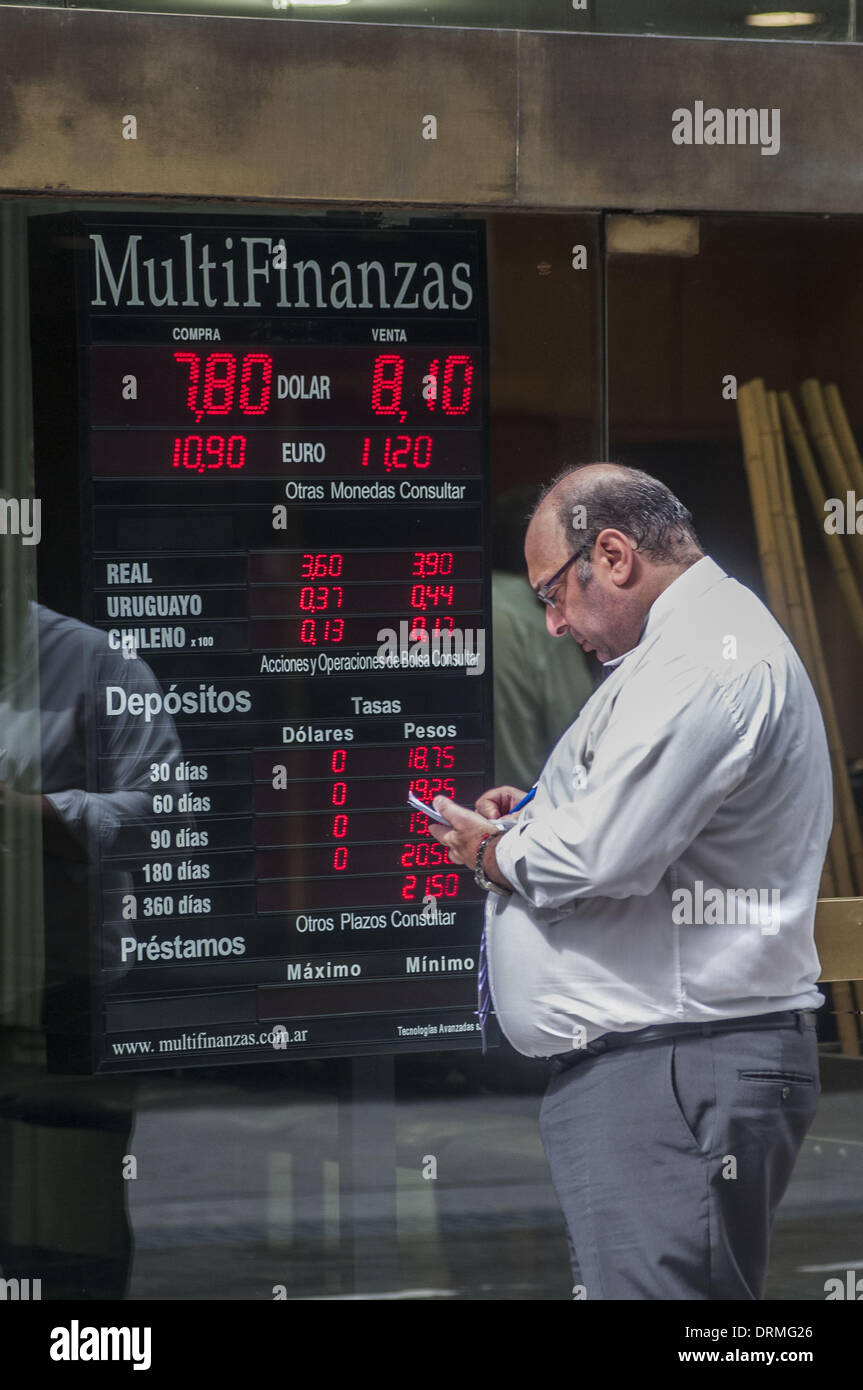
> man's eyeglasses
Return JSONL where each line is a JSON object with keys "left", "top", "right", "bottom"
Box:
{"left": 535, "top": 541, "right": 593, "bottom": 609}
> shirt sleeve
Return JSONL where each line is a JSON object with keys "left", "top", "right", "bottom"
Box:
{"left": 44, "top": 645, "right": 182, "bottom": 857}
{"left": 494, "top": 658, "right": 759, "bottom": 912}
{"left": 538, "top": 635, "right": 596, "bottom": 755}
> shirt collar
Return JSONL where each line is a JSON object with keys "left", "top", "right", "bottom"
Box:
{"left": 600, "top": 555, "right": 726, "bottom": 672}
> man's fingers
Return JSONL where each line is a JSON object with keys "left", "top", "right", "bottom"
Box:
{"left": 474, "top": 785, "right": 527, "bottom": 819}
{"left": 426, "top": 821, "right": 463, "bottom": 863}
{"left": 432, "top": 795, "right": 475, "bottom": 822}
{"left": 474, "top": 788, "right": 503, "bottom": 818}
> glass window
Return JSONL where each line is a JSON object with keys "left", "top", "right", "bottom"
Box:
{"left": 3, "top": 196, "right": 862, "bottom": 1305}
{"left": 0, "top": 198, "right": 601, "bottom": 1300}
{"left": 607, "top": 214, "right": 863, "bottom": 1298}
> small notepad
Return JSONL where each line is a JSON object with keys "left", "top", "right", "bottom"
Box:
{"left": 407, "top": 791, "right": 452, "bottom": 825}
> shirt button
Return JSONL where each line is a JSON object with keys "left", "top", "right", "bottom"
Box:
{"left": 781, "top": 1085, "right": 791, "bottom": 1101}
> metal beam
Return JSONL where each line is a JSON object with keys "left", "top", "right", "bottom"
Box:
{"left": 0, "top": 9, "right": 517, "bottom": 205}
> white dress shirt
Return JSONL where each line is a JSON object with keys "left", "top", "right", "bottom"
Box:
{"left": 488, "top": 555, "right": 833, "bottom": 1058}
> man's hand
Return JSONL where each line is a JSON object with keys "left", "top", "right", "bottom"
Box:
{"left": 428, "top": 796, "right": 512, "bottom": 889}
{"left": 0, "top": 785, "right": 84, "bottom": 858}
{"left": 0, "top": 783, "right": 51, "bottom": 822}
{"left": 474, "top": 785, "right": 528, "bottom": 820}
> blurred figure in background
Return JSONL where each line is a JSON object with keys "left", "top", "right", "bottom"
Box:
{"left": 492, "top": 486, "right": 596, "bottom": 789}
{"left": 0, "top": 596, "right": 183, "bottom": 1299}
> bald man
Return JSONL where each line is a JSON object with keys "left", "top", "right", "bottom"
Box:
{"left": 430, "top": 463, "right": 831, "bottom": 1301}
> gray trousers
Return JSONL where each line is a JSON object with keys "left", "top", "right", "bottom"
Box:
{"left": 538, "top": 1014, "right": 819, "bottom": 1299}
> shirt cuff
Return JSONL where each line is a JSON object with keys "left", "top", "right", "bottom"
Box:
{"left": 492, "top": 819, "right": 577, "bottom": 922}
{"left": 44, "top": 789, "right": 122, "bottom": 853}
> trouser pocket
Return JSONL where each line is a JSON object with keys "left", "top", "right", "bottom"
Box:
{"left": 668, "top": 1039, "right": 709, "bottom": 1152}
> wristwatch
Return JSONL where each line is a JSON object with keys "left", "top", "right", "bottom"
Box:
{"left": 474, "top": 825, "right": 510, "bottom": 895}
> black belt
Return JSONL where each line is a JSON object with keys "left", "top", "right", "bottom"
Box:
{"left": 548, "top": 1009, "right": 818, "bottom": 1076}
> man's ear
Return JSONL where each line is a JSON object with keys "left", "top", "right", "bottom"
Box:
{"left": 598, "top": 529, "right": 635, "bottom": 585}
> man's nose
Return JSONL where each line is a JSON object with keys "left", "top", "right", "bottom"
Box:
{"left": 545, "top": 605, "right": 568, "bottom": 637}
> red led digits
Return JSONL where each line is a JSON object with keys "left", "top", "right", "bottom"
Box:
{"left": 400, "top": 841, "right": 449, "bottom": 868}
{"left": 408, "top": 616, "right": 455, "bottom": 636}
{"left": 301, "top": 553, "right": 343, "bottom": 578}
{"left": 441, "top": 354, "right": 473, "bottom": 416}
{"left": 330, "top": 750, "right": 350, "bottom": 872}
{"left": 299, "top": 586, "right": 344, "bottom": 611}
{"left": 205, "top": 436, "right": 226, "bottom": 468}
{"left": 237, "top": 354, "right": 273, "bottom": 415}
{"left": 173, "top": 352, "right": 201, "bottom": 419}
{"left": 225, "top": 436, "right": 246, "bottom": 468}
{"left": 298, "top": 618, "right": 345, "bottom": 645}
{"left": 169, "top": 349, "right": 471, "bottom": 447}
{"left": 411, "top": 551, "right": 453, "bottom": 577}
{"left": 173, "top": 351, "right": 273, "bottom": 421}
{"left": 407, "top": 745, "right": 455, "bottom": 770}
{"left": 171, "top": 435, "right": 246, "bottom": 472}
{"left": 295, "top": 561, "right": 346, "bottom": 637}
{"left": 426, "top": 873, "right": 460, "bottom": 898}
{"left": 172, "top": 436, "right": 199, "bottom": 471}
{"left": 369, "top": 353, "right": 473, "bottom": 422}
{"left": 201, "top": 353, "right": 237, "bottom": 415}
{"left": 399, "top": 748, "right": 466, "bottom": 900}
{"left": 386, "top": 436, "right": 411, "bottom": 470}
{"left": 400, "top": 873, "right": 460, "bottom": 901}
{"left": 370, "top": 354, "right": 406, "bottom": 420}
{"left": 409, "top": 777, "right": 456, "bottom": 800}
{"left": 412, "top": 436, "right": 433, "bottom": 468}
{"left": 361, "top": 435, "right": 433, "bottom": 471}
{"left": 410, "top": 584, "right": 455, "bottom": 610}
{"left": 170, "top": 351, "right": 255, "bottom": 468}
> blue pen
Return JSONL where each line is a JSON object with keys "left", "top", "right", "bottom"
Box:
{"left": 511, "top": 784, "right": 537, "bottom": 813}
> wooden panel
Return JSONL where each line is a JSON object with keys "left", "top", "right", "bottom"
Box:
{"left": 815, "top": 897, "right": 863, "bottom": 981}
